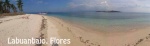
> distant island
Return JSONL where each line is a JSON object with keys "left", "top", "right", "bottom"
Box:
{"left": 96, "top": 10, "right": 121, "bottom": 12}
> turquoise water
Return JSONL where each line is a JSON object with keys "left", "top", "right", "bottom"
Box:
{"left": 47, "top": 12, "right": 150, "bottom": 31}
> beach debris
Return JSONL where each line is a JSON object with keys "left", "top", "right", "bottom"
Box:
{"left": 134, "top": 34, "right": 150, "bottom": 46}
{"left": 134, "top": 39, "right": 144, "bottom": 46}
{"left": 40, "top": 33, "right": 44, "bottom": 39}
{"left": 21, "top": 16, "right": 29, "bottom": 19}
{"left": 78, "top": 36, "right": 100, "bottom": 46}
{"left": 0, "top": 16, "right": 30, "bottom": 25}
{"left": 137, "top": 39, "right": 143, "bottom": 44}
{"left": 40, "top": 16, "right": 47, "bottom": 31}
{"left": 36, "top": 16, "right": 47, "bottom": 46}
{"left": 85, "top": 40, "right": 89, "bottom": 43}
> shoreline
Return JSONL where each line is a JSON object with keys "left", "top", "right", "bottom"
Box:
{"left": 46, "top": 15, "right": 150, "bottom": 46}
{"left": 0, "top": 14, "right": 150, "bottom": 46}
{"left": 50, "top": 15, "right": 150, "bottom": 33}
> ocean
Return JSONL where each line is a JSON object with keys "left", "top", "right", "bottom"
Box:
{"left": 47, "top": 12, "right": 150, "bottom": 31}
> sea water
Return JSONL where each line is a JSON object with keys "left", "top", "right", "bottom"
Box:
{"left": 47, "top": 12, "right": 150, "bottom": 31}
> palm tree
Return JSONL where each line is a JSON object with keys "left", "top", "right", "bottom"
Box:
{"left": 0, "top": 0, "right": 3, "bottom": 14}
{"left": 0, "top": 0, "right": 23, "bottom": 14}
{"left": 3, "top": 1, "right": 7, "bottom": 13}
{"left": 10, "top": 4, "right": 17, "bottom": 13}
{"left": 17, "top": 0, "right": 23, "bottom": 12}
{"left": 3, "top": 0, "right": 11, "bottom": 13}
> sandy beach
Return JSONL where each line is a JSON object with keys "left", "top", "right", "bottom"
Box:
{"left": 0, "top": 14, "right": 150, "bottom": 46}
{"left": 0, "top": 14, "right": 44, "bottom": 46}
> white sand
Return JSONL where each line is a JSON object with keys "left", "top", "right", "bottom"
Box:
{"left": 46, "top": 15, "right": 150, "bottom": 46}
{"left": 0, "top": 14, "right": 43, "bottom": 46}
{"left": 0, "top": 14, "right": 150, "bottom": 46}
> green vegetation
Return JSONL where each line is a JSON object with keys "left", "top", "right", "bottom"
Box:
{"left": 0, "top": 0, "right": 23, "bottom": 14}
{"left": 17, "top": 0, "right": 23, "bottom": 12}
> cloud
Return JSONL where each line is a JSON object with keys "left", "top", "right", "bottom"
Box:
{"left": 34, "top": 0, "right": 47, "bottom": 4}
{"left": 68, "top": 0, "right": 150, "bottom": 12}
{"left": 37, "top": 0, "right": 44, "bottom": 4}
{"left": 12, "top": 0, "right": 17, "bottom": 1}
{"left": 68, "top": 0, "right": 108, "bottom": 11}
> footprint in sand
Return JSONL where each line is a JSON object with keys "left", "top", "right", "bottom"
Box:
{"left": 0, "top": 22, "right": 2, "bottom": 24}
{"left": 78, "top": 37, "right": 100, "bottom": 46}
{"left": 21, "top": 16, "right": 29, "bottom": 19}
{"left": 67, "top": 27, "right": 71, "bottom": 32}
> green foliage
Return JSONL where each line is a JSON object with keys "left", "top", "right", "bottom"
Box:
{"left": 0, "top": 0, "right": 23, "bottom": 14}
{"left": 0, "top": 0, "right": 4, "bottom": 14}
{"left": 17, "top": 0, "right": 23, "bottom": 12}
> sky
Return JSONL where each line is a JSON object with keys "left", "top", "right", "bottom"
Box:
{"left": 11, "top": 0, "right": 150, "bottom": 13}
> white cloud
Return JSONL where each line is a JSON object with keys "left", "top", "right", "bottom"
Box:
{"left": 68, "top": 0, "right": 150, "bottom": 12}
{"left": 37, "top": 0, "right": 43, "bottom": 4}
{"left": 12, "top": 0, "right": 17, "bottom": 1}
{"left": 69, "top": 0, "right": 108, "bottom": 11}
{"left": 35, "top": 0, "right": 47, "bottom": 4}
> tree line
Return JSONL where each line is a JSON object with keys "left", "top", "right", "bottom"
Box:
{"left": 0, "top": 0, "right": 23, "bottom": 14}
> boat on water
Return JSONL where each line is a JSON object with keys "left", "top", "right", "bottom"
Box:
{"left": 39, "top": 12, "right": 47, "bottom": 15}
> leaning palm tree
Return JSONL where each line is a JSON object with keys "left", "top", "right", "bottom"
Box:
{"left": 17, "top": 0, "right": 23, "bottom": 12}
{"left": 10, "top": 4, "right": 17, "bottom": 13}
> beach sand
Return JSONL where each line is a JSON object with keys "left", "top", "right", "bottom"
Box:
{"left": 0, "top": 14, "right": 150, "bottom": 46}
{"left": 0, "top": 14, "right": 43, "bottom": 46}
{"left": 46, "top": 15, "right": 150, "bottom": 46}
